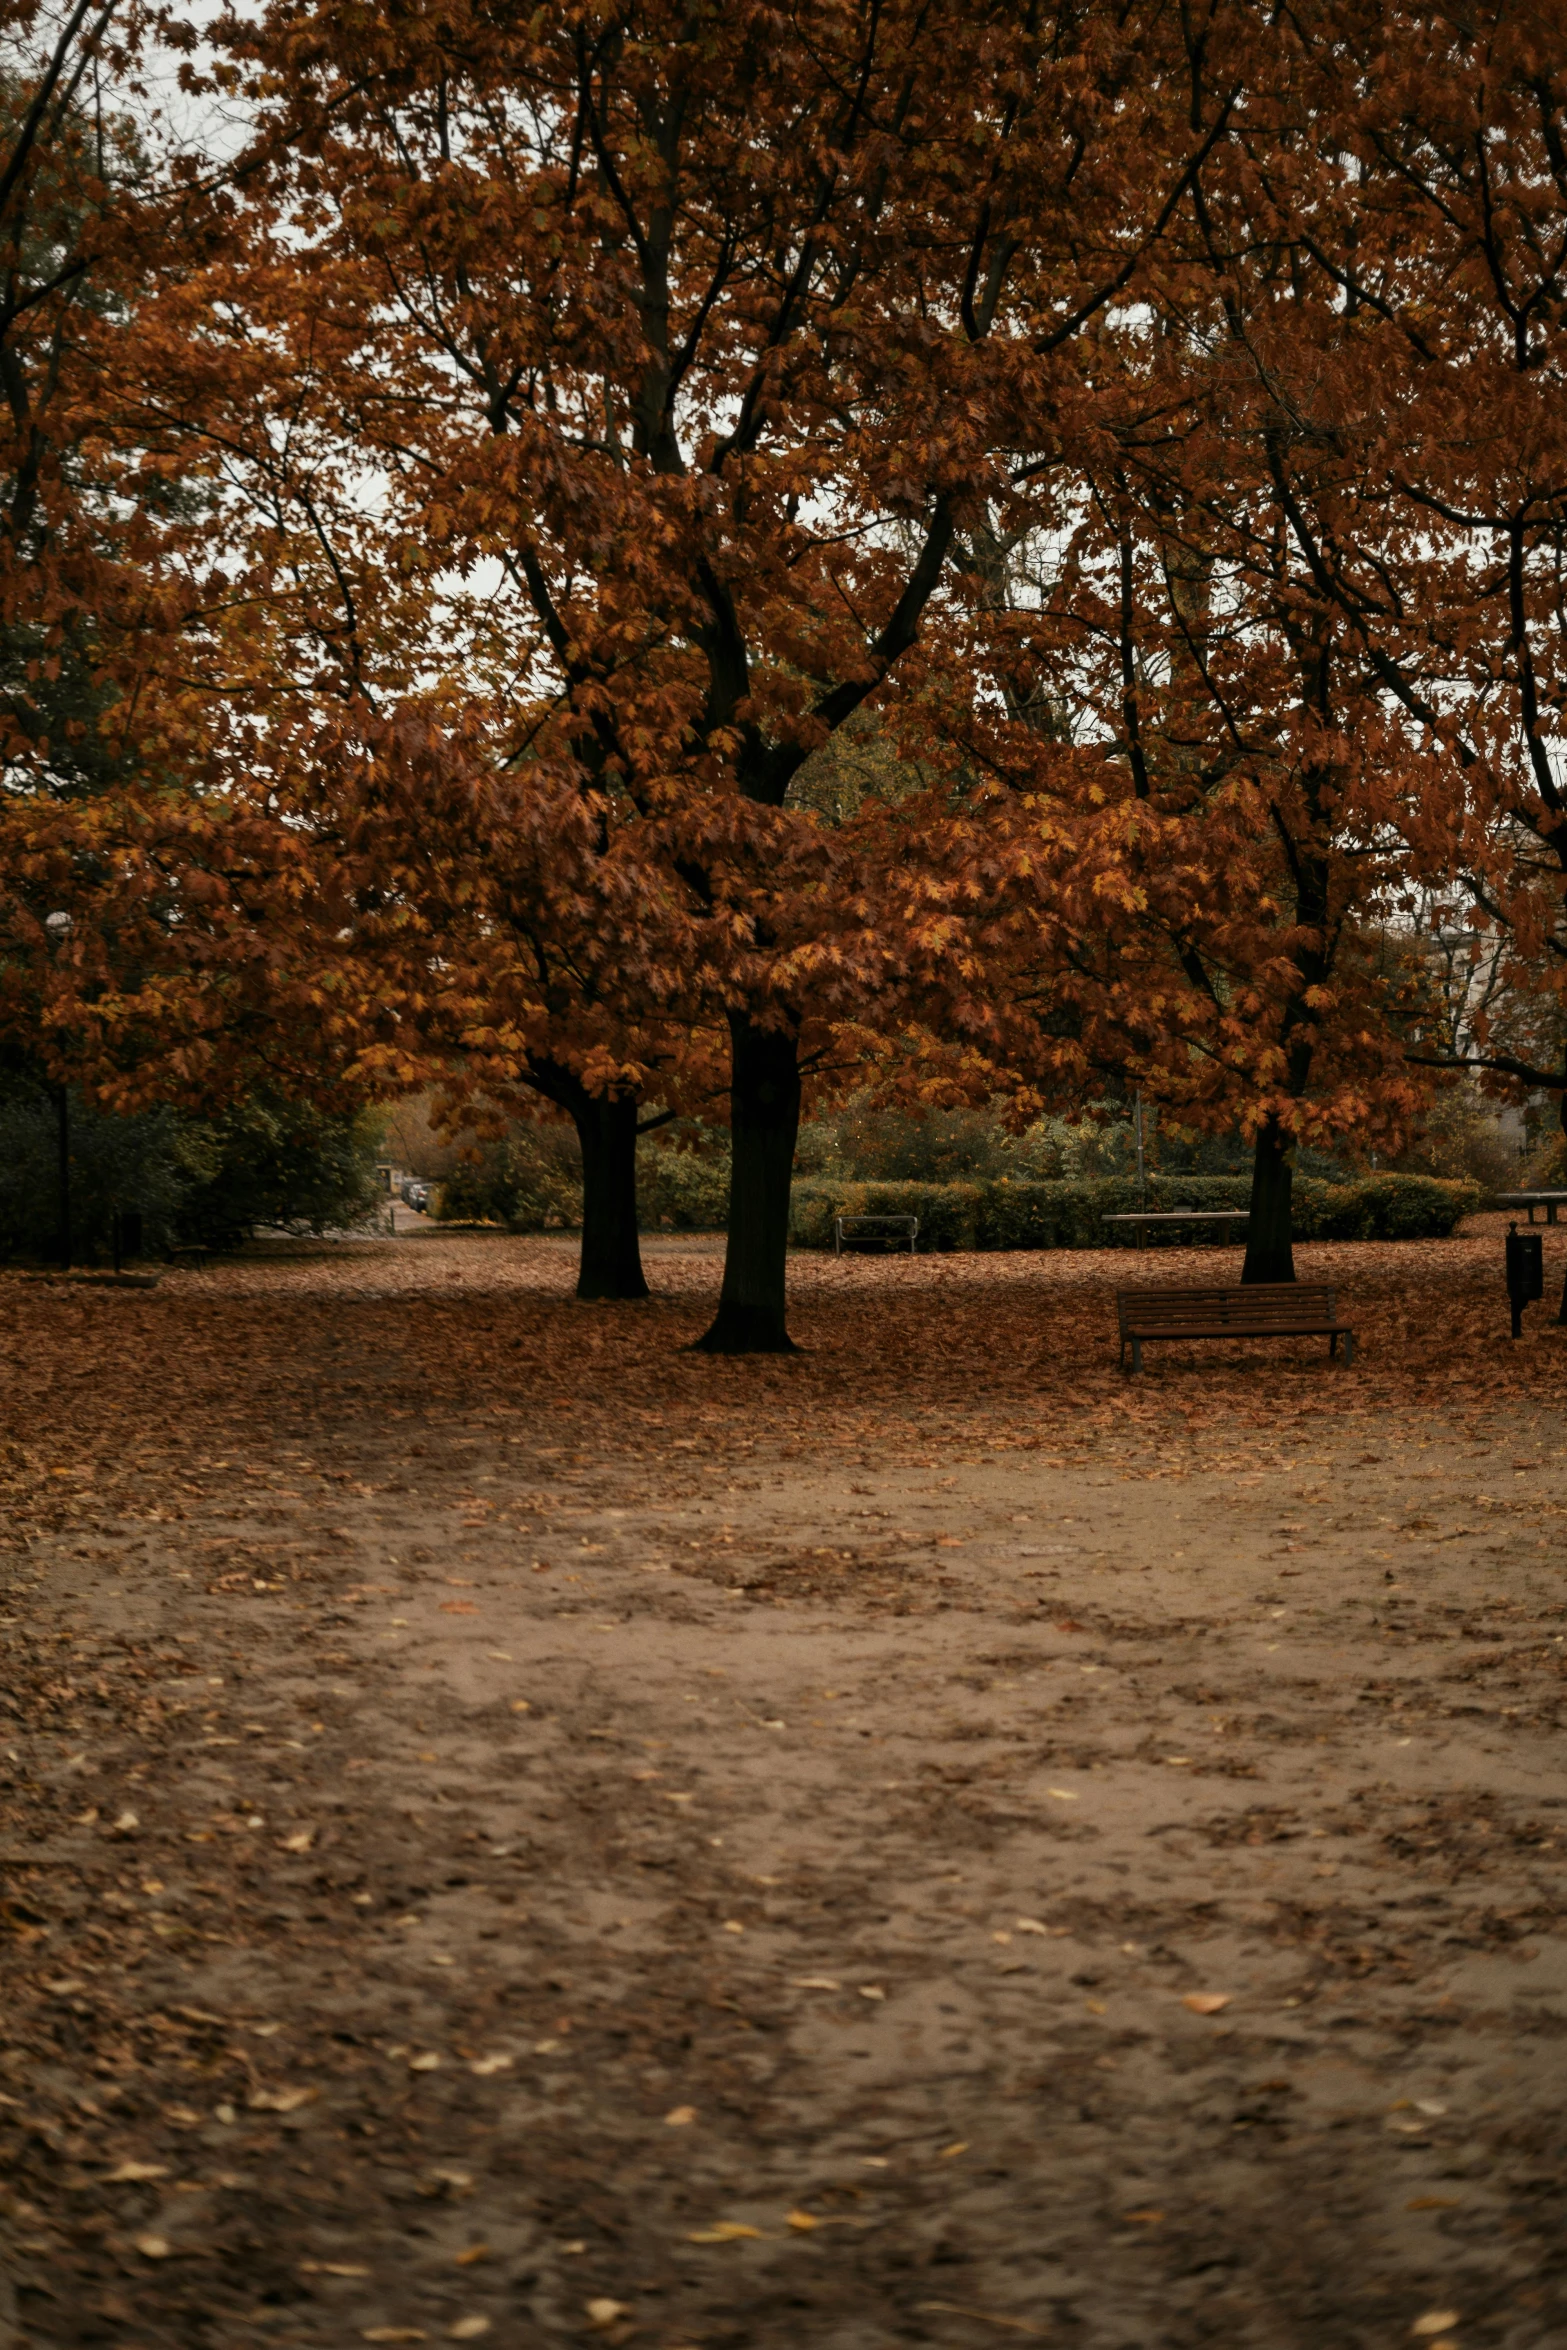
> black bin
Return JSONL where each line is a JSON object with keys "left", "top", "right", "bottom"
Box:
{"left": 1506, "top": 1224, "right": 1544, "bottom": 1337}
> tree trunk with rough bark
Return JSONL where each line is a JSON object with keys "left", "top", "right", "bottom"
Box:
{"left": 694, "top": 1012, "right": 800, "bottom": 1353}
{"left": 572, "top": 1090, "right": 649, "bottom": 1303}
{"left": 1242, "top": 1116, "right": 1296, "bottom": 1284}
{"left": 522, "top": 1059, "right": 650, "bottom": 1301}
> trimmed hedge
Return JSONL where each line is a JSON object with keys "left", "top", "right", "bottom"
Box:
{"left": 790, "top": 1171, "right": 1481, "bottom": 1251}
{"left": 790, "top": 1179, "right": 988, "bottom": 1251}
{"left": 1295, "top": 1172, "right": 1483, "bottom": 1241}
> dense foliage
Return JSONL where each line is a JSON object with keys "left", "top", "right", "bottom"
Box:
{"left": 0, "top": 1090, "right": 382, "bottom": 1261}
{"left": 3, "top": 3, "right": 1565, "bottom": 1329}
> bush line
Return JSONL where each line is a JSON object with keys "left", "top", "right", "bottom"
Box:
{"left": 788, "top": 1172, "right": 1483, "bottom": 1251}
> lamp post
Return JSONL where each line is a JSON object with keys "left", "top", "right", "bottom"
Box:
{"left": 43, "top": 911, "right": 72, "bottom": 1271}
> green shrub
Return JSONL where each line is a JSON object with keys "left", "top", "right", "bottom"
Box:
{"left": 431, "top": 1123, "right": 732, "bottom": 1232}
{"left": 809, "top": 1099, "right": 1015, "bottom": 1183}
{"left": 788, "top": 1181, "right": 842, "bottom": 1249}
{"left": 432, "top": 1148, "right": 521, "bottom": 1225}
{"left": 1294, "top": 1172, "right": 1480, "bottom": 1241}
{"left": 0, "top": 1094, "right": 187, "bottom": 1259}
{"left": 0, "top": 1088, "right": 382, "bottom": 1260}
{"left": 860, "top": 1179, "right": 983, "bottom": 1249}
{"left": 1389, "top": 1085, "right": 1522, "bottom": 1193}
{"left": 433, "top": 1127, "right": 582, "bottom": 1228}
{"left": 637, "top": 1143, "right": 730, "bottom": 1229}
{"left": 1520, "top": 1128, "right": 1567, "bottom": 1190}
{"left": 176, "top": 1099, "right": 383, "bottom": 1246}
{"left": 790, "top": 1170, "right": 1478, "bottom": 1251}
{"left": 791, "top": 1179, "right": 984, "bottom": 1250}
{"left": 975, "top": 1173, "right": 1252, "bottom": 1250}
{"left": 795, "top": 1099, "right": 1366, "bottom": 1188}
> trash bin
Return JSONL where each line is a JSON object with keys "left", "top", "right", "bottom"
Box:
{"left": 1505, "top": 1223, "right": 1544, "bottom": 1338}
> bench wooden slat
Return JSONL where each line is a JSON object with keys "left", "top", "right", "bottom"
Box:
{"left": 1124, "top": 1297, "right": 1335, "bottom": 1327}
{"left": 1130, "top": 1320, "right": 1354, "bottom": 1339}
{"left": 1114, "top": 1283, "right": 1354, "bottom": 1371}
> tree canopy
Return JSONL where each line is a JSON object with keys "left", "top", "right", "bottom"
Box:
{"left": 5, "top": 0, "right": 1565, "bottom": 1321}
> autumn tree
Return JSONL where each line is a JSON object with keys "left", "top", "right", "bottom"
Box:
{"left": 186, "top": 0, "right": 1247, "bottom": 1349}
{"left": 987, "top": 2, "right": 1567, "bottom": 1273}
{"left": 854, "top": 470, "right": 1435, "bottom": 1284}
{"left": 862, "top": 2, "right": 1562, "bottom": 1282}
{"left": 1216, "top": 3, "right": 1567, "bottom": 1170}
{"left": 291, "top": 714, "right": 729, "bottom": 1301}
{"left": 0, "top": 5, "right": 304, "bottom": 1132}
{"left": 0, "top": 0, "right": 202, "bottom": 1216}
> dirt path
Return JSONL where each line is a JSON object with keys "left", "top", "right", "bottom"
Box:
{"left": 2, "top": 1231, "right": 1565, "bottom": 2350}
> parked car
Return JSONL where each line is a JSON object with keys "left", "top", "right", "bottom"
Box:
{"left": 400, "top": 1179, "right": 431, "bottom": 1211}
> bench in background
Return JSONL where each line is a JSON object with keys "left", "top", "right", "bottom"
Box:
{"left": 834, "top": 1213, "right": 918, "bottom": 1257}
{"left": 1495, "top": 1191, "right": 1567, "bottom": 1227}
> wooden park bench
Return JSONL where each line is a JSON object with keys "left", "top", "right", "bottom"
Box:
{"left": 1495, "top": 1190, "right": 1567, "bottom": 1227}
{"left": 834, "top": 1213, "right": 918, "bottom": 1257}
{"left": 1100, "top": 1207, "right": 1249, "bottom": 1250}
{"left": 1116, "top": 1282, "right": 1355, "bottom": 1373}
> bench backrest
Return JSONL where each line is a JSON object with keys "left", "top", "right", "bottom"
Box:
{"left": 1116, "top": 1283, "right": 1337, "bottom": 1333}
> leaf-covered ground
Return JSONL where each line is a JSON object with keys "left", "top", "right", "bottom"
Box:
{"left": 2, "top": 1225, "right": 1564, "bottom": 2350}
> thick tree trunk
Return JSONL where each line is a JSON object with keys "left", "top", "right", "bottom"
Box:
{"left": 1242, "top": 1115, "right": 1296, "bottom": 1284}
{"left": 694, "top": 1012, "right": 801, "bottom": 1353}
{"left": 572, "top": 1090, "right": 648, "bottom": 1302}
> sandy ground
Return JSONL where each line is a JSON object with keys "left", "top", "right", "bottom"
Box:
{"left": 1, "top": 1226, "right": 1565, "bottom": 2350}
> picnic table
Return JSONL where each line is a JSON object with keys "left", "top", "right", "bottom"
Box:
{"left": 1495, "top": 1191, "right": 1567, "bottom": 1227}
{"left": 1100, "top": 1208, "right": 1250, "bottom": 1251}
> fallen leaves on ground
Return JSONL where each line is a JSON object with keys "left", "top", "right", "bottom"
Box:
{"left": 0, "top": 1231, "right": 1562, "bottom": 2347}
{"left": 914, "top": 2305, "right": 1046, "bottom": 2338}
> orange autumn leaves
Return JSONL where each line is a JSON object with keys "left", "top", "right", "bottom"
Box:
{"left": 6, "top": 3, "right": 1566, "bottom": 1252}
